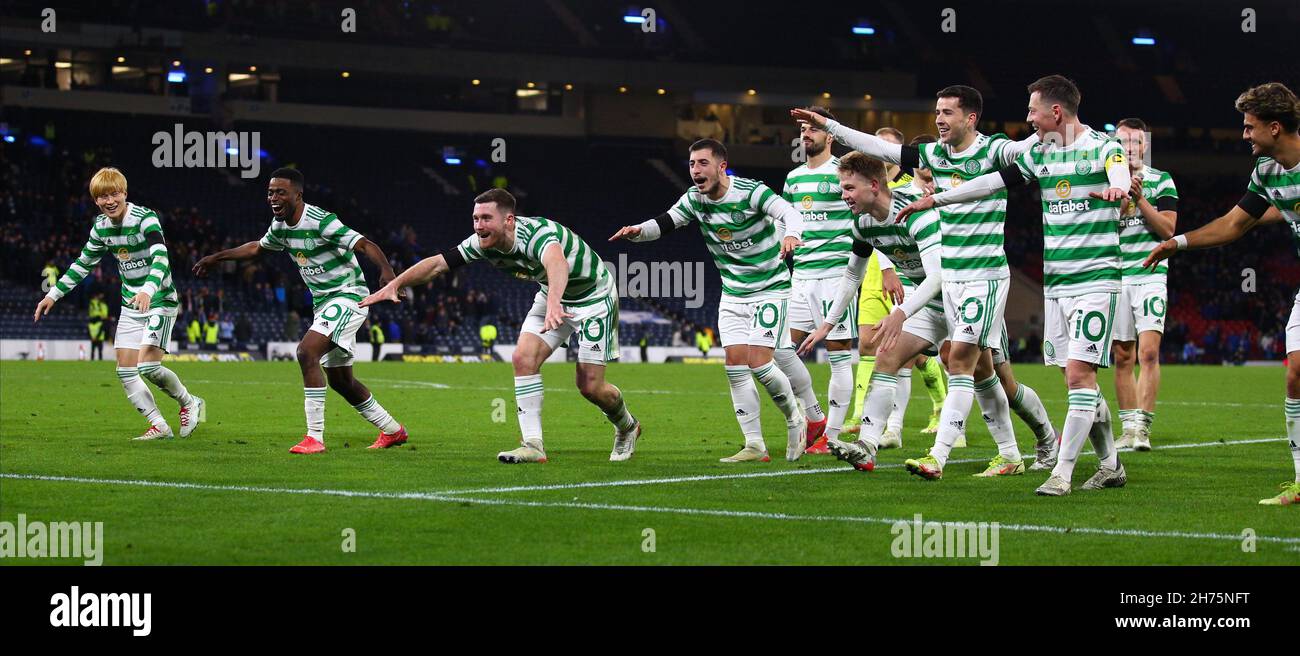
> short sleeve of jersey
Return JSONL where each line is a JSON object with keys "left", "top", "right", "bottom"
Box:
{"left": 1153, "top": 172, "right": 1179, "bottom": 200}
{"left": 455, "top": 234, "right": 485, "bottom": 263}
{"left": 319, "top": 213, "right": 363, "bottom": 250}
{"left": 526, "top": 222, "right": 561, "bottom": 260}
{"left": 667, "top": 190, "right": 699, "bottom": 227}
{"left": 781, "top": 175, "right": 794, "bottom": 203}
{"left": 259, "top": 226, "right": 286, "bottom": 251}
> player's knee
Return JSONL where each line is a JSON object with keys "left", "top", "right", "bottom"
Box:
{"left": 1137, "top": 346, "right": 1160, "bottom": 368}
{"left": 296, "top": 344, "right": 321, "bottom": 366}
{"left": 511, "top": 348, "right": 538, "bottom": 374}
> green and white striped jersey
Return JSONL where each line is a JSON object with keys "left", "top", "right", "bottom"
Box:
{"left": 48, "top": 202, "right": 178, "bottom": 309}
{"left": 853, "top": 184, "right": 944, "bottom": 313}
{"left": 1120, "top": 165, "right": 1178, "bottom": 285}
{"left": 1015, "top": 127, "right": 1127, "bottom": 298}
{"left": 667, "top": 176, "right": 791, "bottom": 302}
{"left": 783, "top": 157, "right": 854, "bottom": 281}
{"left": 917, "top": 134, "right": 1022, "bottom": 282}
{"left": 259, "top": 203, "right": 370, "bottom": 308}
{"left": 456, "top": 216, "right": 614, "bottom": 306}
{"left": 1246, "top": 157, "right": 1300, "bottom": 253}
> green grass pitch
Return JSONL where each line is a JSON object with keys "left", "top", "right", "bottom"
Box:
{"left": 1, "top": 360, "right": 1296, "bottom": 565}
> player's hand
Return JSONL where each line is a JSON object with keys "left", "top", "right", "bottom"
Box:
{"left": 1129, "top": 175, "right": 1143, "bottom": 201}
{"left": 789, "top": 108, "right": 828, "bottom": 129}
{"left": 867, "top": 307, "right": 906, "bottom": 355}
{"left": 131, "top": 291, "right": 152, "bottom": 312}
{"left": 919, "top": 177, "right": 936, "bottom": 196}
{"left": 1089, "top": 187, "right": 1126, "bottom": 202}
{"left": 797, "top": 323, "right": 832, "bottom": 357}
{"left": 609, "top": 225, "right": 642, "bottom": 241}
{"left": 359, "top": 281, "right": 402, "bottom": 307}
{"left": 894, "top": 195, "right": 935, "bottom": 224}
{"left": 1143, "top": 239, "right": 1178, "bottom": 270}
{"left": 881, "top": 268, "right": 904, "bottom": 305}
{"left": 780, "top": 235, "right": 802, "bottom": 258}
{"left": 542, "top": 302, "right": 573, "bottom": 332}
{"left": 192, "top": 255, "right": 218, "bottom": 277}
{"left": 33, "top": 297, "right": 54, "bottom": 323}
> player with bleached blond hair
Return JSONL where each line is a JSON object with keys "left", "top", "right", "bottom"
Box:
{"left": 35, "top": 167, "right": 206, "bottom": 440}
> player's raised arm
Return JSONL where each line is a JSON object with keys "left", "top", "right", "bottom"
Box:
{"left": 36, "top": 228, "right": 108, "bottom": 322}
{"left": 610, "top": 209, "right": 690, "bottom": 243}
{"left": 192, "top": 240, "right": 263, "bottom": 277}
{"left": 1143, "top": 204, "right": 1280, "bottom": 269}
{"left": 894, "top": 165, "right": 1024, "bottom": 224}
{"left": 360, "top": 253, "right": 452, "bottom": 307}
{"left": 791, "top": 108, "right": 920, "bottom": 169}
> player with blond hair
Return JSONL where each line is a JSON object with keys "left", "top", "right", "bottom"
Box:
{"left": 35, "top": 167, "right": 206, "bottom": 440}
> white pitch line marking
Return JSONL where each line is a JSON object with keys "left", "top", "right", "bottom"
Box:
{"left": 1, "top": 472, "right": 1296, "bottom": 546}
{"left": 432, "top": 437, "right": 1288, "bottom": 496}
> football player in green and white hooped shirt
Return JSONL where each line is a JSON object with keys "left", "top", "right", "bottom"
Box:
{"left": 610, "top": 138, "right": 811, "bottom": 463}
{"left": 194, "top": 167, "right": 407, "bottom": 455}
{"left": 1111, "top": 117, "right": 1178, "bottom": 452}
{"left": 897, "top": 75, "right": 1131, "bottom": 496}
{"left": 35, "top": 167, "right": 205, "bottom": 441}
{"left": 797, "top": 152, "right": 1051, "bottom": 475}
{"left": 1146, "top": 82, "right": 1300, "bottom": 507}
{"left": 364, "top": 188, "right": 640, "bottom": 464}
{"left": 792, "top": 86, "right": 1059, "bottom": 481}
{"left": 781, "top": 106, "right": 901, "bottom": 453}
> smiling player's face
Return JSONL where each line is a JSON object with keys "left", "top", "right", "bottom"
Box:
{"left": 94, "top": 190, "right": 128, "bottom": 221}
{"left": 267, "top": 178, "right": 300, "bottom": 219}
{"left": 472, "top": 202, "right": 513, "bottom": 250}
{"left": 1241, "top": 113, "right": 1277, "bottom": 156}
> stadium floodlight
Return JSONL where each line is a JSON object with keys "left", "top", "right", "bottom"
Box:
{"left": 1104, "top": 123, "right": 1117, "bottom": 132}
{"left": 623, "top": 14, "right": 646, "bottom": 24}
{"left": 167, "top": 70, "right": 187, "bottom": 83}
{"left": 3, "top": 136, "right": 14, "bottom": 143}
{"left": 225, "top": 147, "right": 239, "bottom": 156}
{"left": 444, "top": 157, "right": 462, "bottom": 165}
{"left": 1131, "top": 36, "right": 1155, "bottom": 46}
{"left": 30, "top": 136, "right": 48, "bottom": 146}
{"left": 852, "top": 26, "right": 875, "bottom": 36}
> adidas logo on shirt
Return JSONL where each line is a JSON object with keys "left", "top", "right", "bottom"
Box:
{"left": 962, "top": 326, "right": 975, "bottom": 335}
{"left": 1086, "top": 344, "right": 1098, "bottom": 353}
{"left": 590, "top": 344, "right": 601, "bottom": 351}
{"left": 763, "top": 331, "right": 774, "bottom": 338}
